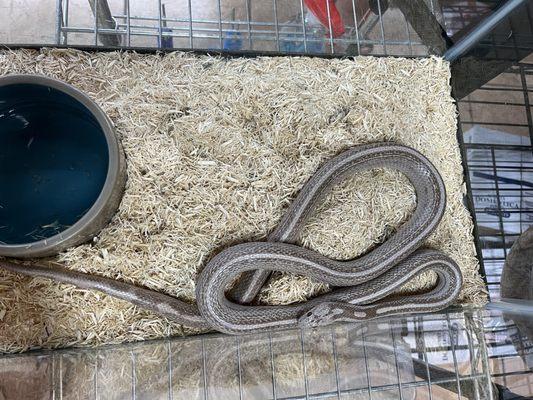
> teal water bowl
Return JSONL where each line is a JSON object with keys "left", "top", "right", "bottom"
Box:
{"left": 0, "top": 75, "right": 126, "bottom": 258}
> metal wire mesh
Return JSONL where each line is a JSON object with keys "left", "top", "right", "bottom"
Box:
{"left": 440, "top": 0, "right": 495, "bottom": 37}
{"left": 455, "top": 49, "right": 533, "bottom": 400}
{"left": 0, "top": 309, "right": 500, "bottom": 400}
{"left": 54, "top": 0, "right": 442, "bottom": 56}
{"left": 459, "top": 60, "right": 533, "bottom": 301}
{"left": 2, "top": 307, "right": 532, "bottom": 399}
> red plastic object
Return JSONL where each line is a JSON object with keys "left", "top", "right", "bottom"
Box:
{"left": 304, "top": 0, "right": 345, "bottom": 38}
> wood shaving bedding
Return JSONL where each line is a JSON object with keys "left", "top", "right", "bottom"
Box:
{"left": 0, "top": 49, "right": 486, "bottom": 352}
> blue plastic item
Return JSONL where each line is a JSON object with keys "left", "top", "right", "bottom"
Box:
{"left": 280, "top": 32, "right": 325, "bottom": 53}
{"left": 0, "top": 83, "right": 109, "bottom": 245}
{"left": 223, "top": 30, "right": 243, "bottom": 51}
{"left": 158, "top": 27, "right": 174, "bottom": 49}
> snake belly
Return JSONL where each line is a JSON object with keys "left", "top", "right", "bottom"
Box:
{"left": 0, "top": 142, "right": 463, "bottom": 335}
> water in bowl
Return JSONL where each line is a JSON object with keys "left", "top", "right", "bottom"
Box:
{"left": 0, "top": 83, "right": 109, "bottom": 245}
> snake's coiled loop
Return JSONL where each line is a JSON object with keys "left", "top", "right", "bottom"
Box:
{"left": 195, "top": 143, "right": 463, "bottom": 333}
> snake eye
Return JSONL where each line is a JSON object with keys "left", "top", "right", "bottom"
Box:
{"left": 306, "top": 312, "right": 313, "bottom": 317}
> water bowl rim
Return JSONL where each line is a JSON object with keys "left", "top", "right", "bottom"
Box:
{"left": 0, "top": 74, "right": 123, "bottom": 258}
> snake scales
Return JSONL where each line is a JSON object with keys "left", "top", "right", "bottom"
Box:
{"left": 0, "top": 142, "right": 463, "bottom": 334}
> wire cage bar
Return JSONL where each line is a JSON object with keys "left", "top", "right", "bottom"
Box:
{"left": 0, "top": 309, "right": 499, "bottom": 400}
{"left": 460, "top": 60, "right": 533, "bottom": 301}
{"left": 54, "top": 0, "right": 445, "bottom": 57}
{"left": 2, "top": 307, "right": 532, "bottom": 400}
{"left": 52, "top": 0, "right": 531, "bottom": 59}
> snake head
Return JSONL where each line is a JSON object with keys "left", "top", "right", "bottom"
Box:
{"left": 298, "top": 303, "right": 345, "bottom": 328}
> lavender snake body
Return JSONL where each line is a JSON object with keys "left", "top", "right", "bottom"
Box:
{"left": 0, "top": 142, "right": 463, "bottom": 334}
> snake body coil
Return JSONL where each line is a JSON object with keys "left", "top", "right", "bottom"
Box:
{"left": 0, "top": 143, "right": 463, "bottom": 334}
